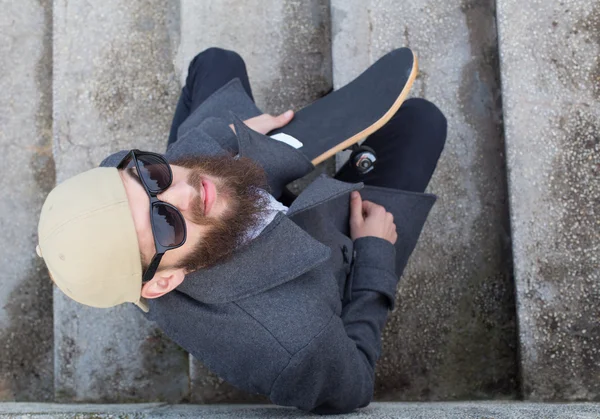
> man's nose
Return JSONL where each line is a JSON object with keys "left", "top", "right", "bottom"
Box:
{"left": 157, "top": 181, "right": 196, "bottom": 213}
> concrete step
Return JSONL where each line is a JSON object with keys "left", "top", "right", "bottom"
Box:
{"left": 52, "top": 0, "right": 188, "bottom": 402}
{"left": 177, "top": 0, "right": 333, "bottom": 401}
{"left": 177, "top": 0, "right": 332, "bottom": 116}
{"left": 1, "top": 402, "right": 600, "bottom": 418}
{"left": 0, "top": 0, "right": 54, "bottom": 402}
{"left": 331, "top": 0, "right": 518, "bottom": 400}
{"left": 497, "top": 0, "right": 600, "bottom": 400}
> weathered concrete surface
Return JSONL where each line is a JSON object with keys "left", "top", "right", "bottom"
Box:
{"left": 52, "top": 0, "right": 188, "bottom": 402}
{"left": 177, "top": 0, "right": 332, "bottom": 116}
{"left": 331, "top": 0, "right": 518, "bottom": 400}
{"left": 497, "top": 0, "right": 600, "bottom": 401}
{"left": 0, "top": 0, "right": 54, "bottom": 401}
{"left": 178, "top": 0, "right": 333, "bottom": 401}
{"left": 1, "top": 402, "right": 600, "bottom": 418}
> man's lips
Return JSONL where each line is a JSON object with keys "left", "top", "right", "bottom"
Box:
{"left": 202, "top": 179, "right": 215, "bottom": 216}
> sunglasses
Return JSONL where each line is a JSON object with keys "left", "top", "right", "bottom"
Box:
{"left": 117, "top": 150, "right": 187, "bottom": 283}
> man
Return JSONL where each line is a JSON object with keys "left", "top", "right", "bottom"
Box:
{"left": 37, "top": 47, "right": 446, "bottom": 414}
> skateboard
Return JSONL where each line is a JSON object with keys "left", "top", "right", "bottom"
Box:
{"left": 270, "top": 47, "right": 418, "bottom": 174}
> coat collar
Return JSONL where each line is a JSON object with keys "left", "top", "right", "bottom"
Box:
{"left": 176, "top": 212, "right": 332, "bottom": 304}
{"left": 287, "top": 174, "right": 363, "bottom": 217}
{"left": 231, "top": 114, "right": 314, "bottom": 198}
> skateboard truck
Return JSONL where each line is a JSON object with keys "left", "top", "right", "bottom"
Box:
{"left": 279, "top": 143, "right": 378, "bottom": 206}
{"left": 348, "top": 144, "right": 377, "bottom": 175}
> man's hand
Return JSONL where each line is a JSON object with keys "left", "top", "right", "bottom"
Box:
{"left": 229, "top": 110, "right": 294, "bottom": 135}
{"left": 349, "top": 191, "right": 398, "bottom": 245}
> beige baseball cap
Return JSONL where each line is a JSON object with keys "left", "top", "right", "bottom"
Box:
{"left": 36, "top": 167, "right": 149, "bottom": 312}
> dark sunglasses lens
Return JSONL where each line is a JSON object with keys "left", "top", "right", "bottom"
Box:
{"left": 152, "top": 204, "right": 186, "bottom": 248}
{"left": 137, "top": 154, "right": 171, "bottom": 193}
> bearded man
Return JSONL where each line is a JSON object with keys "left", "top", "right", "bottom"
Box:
{"left": 37, "top": 47, "right": 446, "bottom": 414}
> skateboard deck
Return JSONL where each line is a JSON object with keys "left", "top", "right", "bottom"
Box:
{"left": 270, "top": 47, "right": 418, "bottom": 166}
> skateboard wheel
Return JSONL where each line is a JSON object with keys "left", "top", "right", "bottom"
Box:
{"left": 350, "top": 145, "right": 377, "bottom": 174}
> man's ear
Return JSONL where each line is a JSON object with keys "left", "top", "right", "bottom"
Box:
{"left": 141, "top": 268, "right": 186, "bottom": 299}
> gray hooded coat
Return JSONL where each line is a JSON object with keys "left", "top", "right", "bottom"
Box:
{"left": 101, "top": 79, "right": 436, "bottom": 414}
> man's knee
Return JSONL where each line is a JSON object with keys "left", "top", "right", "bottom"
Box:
{"left": 403, "top": 98, "right": 447, "bottom": 131}
{"left": 189, "top": 47, "right": 245, "bottom": 74}
{"left": 403, "top": 98, "right": 447, "bottom": 153}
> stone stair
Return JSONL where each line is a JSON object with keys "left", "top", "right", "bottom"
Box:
{"left": 332, "top": 0, "right": 517, "bottom": 399}
{"left": 0, "top": 0, "right": 54, "bottom": 401}
{"left": 497, "top": 0, "right": 600, "bottom": 400}
{"left": 0, "top": 0, "right": 598, "bottom": 411}
{"left": 52, "top": 0, "right": 188, "bottom": 402}
{"left": 1, "top": 402, "right": 600, "bottom": 418}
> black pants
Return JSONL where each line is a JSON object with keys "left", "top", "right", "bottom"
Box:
{"left": 169, "top": 48, "right": 447, "bottom": 196}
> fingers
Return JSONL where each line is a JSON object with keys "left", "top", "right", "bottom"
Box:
{"left": 349, "top": 191, "right": 363, "bottom": 228}
{"left": 243, "top": 111, "right": 294, "bottom": 135}
{"left": 262, "top": 111, "right": 294, "bottom": 132}
{"left": 362, "top": 200, "right": 385, "bottom": 217}
{"left": 386, "top": 212, "right": 394, "bottom": 223}
{"left": 273, "top": 110, "right": 294, "bottom": 129}
{"left": 349, "top": 192, "right": 398, "bottom": 244}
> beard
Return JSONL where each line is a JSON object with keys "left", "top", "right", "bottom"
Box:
{"left": 168, "top": 153, "right": 271, "bottom": 273}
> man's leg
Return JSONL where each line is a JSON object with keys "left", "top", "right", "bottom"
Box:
{"left": 168, "top": 47, "right": 254, "bottom": 146}
{"left": 334, "top": 98, "right": 447, "bottom": 194}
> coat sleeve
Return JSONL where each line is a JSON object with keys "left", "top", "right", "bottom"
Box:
{"left": 269, "top": 236, "right": 398, "bottom": 415}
